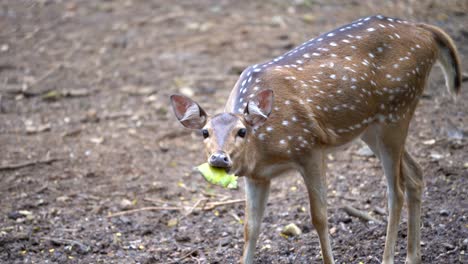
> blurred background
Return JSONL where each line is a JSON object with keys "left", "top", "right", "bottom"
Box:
{"left": 0, "top": 0, "right": 467, "bottom": 263}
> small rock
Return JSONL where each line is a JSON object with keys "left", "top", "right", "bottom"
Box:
{"left": 18, "top": 210, "right": 32, "bottom": 216}
{"left": 439, "top": 209, "right": 450, "bottom": 216}
{"left": 42, "top": 90, "right": 61, "bottom": 101}
{"left": 220, "top": 237, "right": 231, "bottom": 246}
{"left": 261, "top": 244, "right": 271, "bottom": 251}
{"left": 118, "top": 216, "right": 132, "bottom": 225}
{"left": 25, "top": 123, "right": 51, "bottom": 134}
{"left": 356, "top": 145, "right": 374, "bottom": 157}
{"left": 167, "top": 218, "right": 178, "bottom": 227}
{"left": 179, "top": 87, "right": 194, "bottom": 97}
{"left": 175, "top": 235, "right": 191, "bottom": 242}
{"left": 422, "top": 139, "right": 436, "bottom": 145}
{"left": 89, "top": 137, "right": 104, "bottom": 144}
{"left": 430, "top": 152, "right": 443, "bottom": 160}
{"left": 442, "top": 242, "right": 455, "bottom": 250}
{"left": 281, "top": 223, "right": 302, "bottom": 237}
{"left": 0, "top": 44, "right": 9, "bottom": 52}
{"left": 119, "top": 199, "right": 133, "bottom": 210}
{"left": 62, "top": 88, "right": 90, "bottom": 97}
{"left": 83, "top": 109, "right": 99, "bottom": 123}
{"left": 7, "top": 211, "right": 24, "bottom": 220}
{"left": 56, "top": 196, "right": 69, "bottom": 203}
{"left": 446, "top": 119, "right": 463, "bottom": 140}
{"left": 271, "top": 15, "right": 286, "bottom": 28}
{"left": 121, "top": 85, "right": 154, "bottom": 95}
{"left": 36, "top": 199, "right": 47, "bottom": 206}
{"left": 301, "top": 14, "right": 316, "bottom": 23}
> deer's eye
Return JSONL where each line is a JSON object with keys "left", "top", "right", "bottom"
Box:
{"left": 202, "top": 129, "right": 209, "bottom": 139}
{"left": 237, "top": 128, "right": 247, "bottom": 138}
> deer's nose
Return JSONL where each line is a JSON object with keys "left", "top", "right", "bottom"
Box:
{"left": 208, "top": 151, "right": 232, "bottom": 169}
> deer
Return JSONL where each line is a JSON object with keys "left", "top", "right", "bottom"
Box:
{"left": 170, "top": 15, "right": 461, "bottom": 264}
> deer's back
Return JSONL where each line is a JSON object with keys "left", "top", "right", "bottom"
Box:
{"left": 226, "top": 15, "right": 439, "bottom": 153}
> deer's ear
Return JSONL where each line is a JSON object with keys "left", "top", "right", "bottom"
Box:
{"left": 244, "top": 89, "right": 274, "bottom": 129}
{"left": 170, "top": 95, "right": 207, "bottom": 129}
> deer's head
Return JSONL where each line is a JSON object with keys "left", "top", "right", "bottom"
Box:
{"left": 170, "top": 90, "right": 274, "bottom": 175}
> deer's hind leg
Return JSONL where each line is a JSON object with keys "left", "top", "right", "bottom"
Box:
{"left": 361, "top": 119, "right": 410, "bottom": 264}
{"left": 401, "top": 151, "right": 423, "bottom": 264}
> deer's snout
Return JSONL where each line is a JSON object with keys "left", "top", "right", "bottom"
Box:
{"left": 208, "top": 151, "right": 232, "bottom": 169}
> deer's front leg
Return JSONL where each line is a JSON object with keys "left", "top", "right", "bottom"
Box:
{"left": 301, "top": 151, "right": 335, "bottom": 264}
{"left": 242, "top": 177, "right": 270, "bottom": 264}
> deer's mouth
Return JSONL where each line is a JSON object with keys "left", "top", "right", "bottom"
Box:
{"left": 209, "top": 164, "right": 232, "bottom": 174}
{"left": 208, "top": 151, "right": 232, "bottom": 170}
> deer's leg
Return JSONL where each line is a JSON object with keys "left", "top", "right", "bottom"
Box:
{"left": 242, "top": 177, "right": 270, "bottom": 264}
{"left": 301, "top": 151, "right": 335, "bottom": 264}
{"left": 362, "top": 123, "right": 407, "bottom": 264}
{"left": 402, "top": 151, "right": 423, "bottom": 264}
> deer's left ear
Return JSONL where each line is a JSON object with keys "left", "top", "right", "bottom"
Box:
{"left": 244, "top": 89, "right": 274, "bottom": 129}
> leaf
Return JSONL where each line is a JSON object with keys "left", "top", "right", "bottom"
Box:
{"left": 167, "top": 218, "right": 178, "bottom": 227}
{"left": 196, "top": 163, "right": 238, "bottom": 189}
{"left": 42, "top": 90, "right": 61, "bottom": 101}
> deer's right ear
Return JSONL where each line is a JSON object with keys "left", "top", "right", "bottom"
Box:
{"left": 244, "top": 89, "right": 274, "bottom": 129}
{"left": 170, "top": 95, "right": 207, "bottom": 129}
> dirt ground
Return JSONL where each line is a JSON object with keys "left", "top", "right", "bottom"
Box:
{"left": 0, "top": 0, "right": 467, "bottom": 263}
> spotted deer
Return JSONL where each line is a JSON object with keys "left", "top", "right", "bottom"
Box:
{"left": 170, "top": 15, "right": 461, "bottom": 264}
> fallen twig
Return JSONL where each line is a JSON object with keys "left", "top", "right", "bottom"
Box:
{"left": 32, "top": 64, "right": 63, "bottom": 87}
{"left": 169, "top": 249, "right": 198, "bottom": 264}
{"left": 200, "top": 190, "right": 230, "bottom": 199}
{"left": 156, "top": 130, "right": 192, "bottom": 142}
{"left": 102, "top": 111, "right": 133, "bottom": 120}
{"left": 107, "top": 206, "right": 183, "bottom": 218}
{"left": 0, "top": 158, "right": 62, "bottom": 171}
{"left": 151, "top": 12, "right": 185, "bottom": 25}
{"left": 41, "top": 236, "right": 90, "bottom": 251}
{"left": 202, "top": 199, "right": 245, "bottom": 210}
{"left": 107, "top": 198, "right": 246, "bottom": 218}
{"left": 183, "top": 198, "right": 208, "bottom": 218}
{"left": 435, "top": 246, "right": 458, "bottom": 260}
{"left": 143, "top": 197, "right": 177, "bottom": 206}
{"left": 373, "top": 206, "right": 386, "bottom": 216}
{"left": 228, "top": 210, "right": 242, "bottom": 223}
{"left": 342, "top": 205, "right": 384, "bottom": 225}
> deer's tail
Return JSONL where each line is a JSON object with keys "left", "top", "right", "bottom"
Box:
{"left": 419, "top": 23, "right": 462, "bottom": 97}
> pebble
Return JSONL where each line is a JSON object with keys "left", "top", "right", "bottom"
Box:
{"left": 442, "top": 243, "right": 455, "bottom": 250}
{"left": 7, "top": 211, "right": 25, "bottom": 220}
{"left": 220, "top": 237, "right": 231, "bottom": 246}
{"left": 281, "top": 223, "right": 302, "bottom": 237}
{"left": 439, "top": 209, "right": 450, "bottom": 216}
{"left": 180, "top": 87, "right": 194, "bottom": 97}
{"left": 356, "top": 145, "right": 374, "bottom": 157}
{"left": 118, "top": 216, "right": 132, "bottom": 224}
{"left": 119, "top": 199, "right": 133, "bottom": 210}
{"left": 430, "top": 152, "right": 443, "bottom": 160}
{"left": 0, "top": 44, "right": 9, "bottom": 52}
